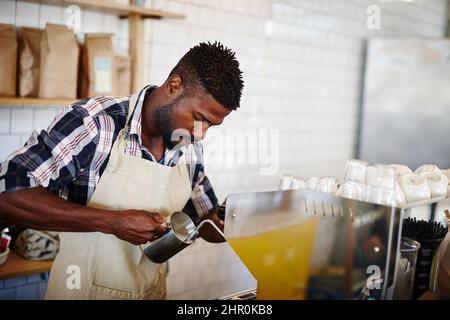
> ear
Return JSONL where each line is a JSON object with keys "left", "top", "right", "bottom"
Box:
{"left": 166, "top": 74, "right": 183, "bottom": 96}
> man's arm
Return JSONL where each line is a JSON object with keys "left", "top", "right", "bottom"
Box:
{"left": 0, "top": 102, "right": 165, "bottom": 245}
{"left": 0, "top": 187, "right": 166, "bottom": 245}
{"left": 184, "top": 143, "right": 225, "bottom": 243}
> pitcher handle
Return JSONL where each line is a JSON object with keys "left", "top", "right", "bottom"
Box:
{"left": 193, "top": 219, "right": 225, "bottom": 240}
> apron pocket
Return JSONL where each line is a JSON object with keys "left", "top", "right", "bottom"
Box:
{"left": 143, "top": 267, "right": 167, "bottom": 300}
{"left": 91, "top": 283, "right": 143, "bottom": 300}
{"left": 93, "top": 234, "right": 164, "bottom": 299}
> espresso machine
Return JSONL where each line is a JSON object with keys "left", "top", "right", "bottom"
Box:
{"left": 221, "top": 189, "right": 448, "bottom": 300}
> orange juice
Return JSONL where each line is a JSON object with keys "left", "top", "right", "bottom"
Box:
{"left": 228, "top": 219, "right": 318, "bottom": 300}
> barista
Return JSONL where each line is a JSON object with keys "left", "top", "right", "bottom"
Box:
{"left": 0, "top": 42, "right": 244, "bottom": 299}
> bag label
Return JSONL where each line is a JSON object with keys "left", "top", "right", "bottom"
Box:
{"left": 94, "top": 57, "right": 112, "bottom": 93}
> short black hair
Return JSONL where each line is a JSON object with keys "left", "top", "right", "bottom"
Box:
{"left": 169, "top": 41, "right": 244, "bottom": 110}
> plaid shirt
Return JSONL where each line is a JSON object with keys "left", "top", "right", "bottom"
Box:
{"left": 0, "top": 85, "right": 218, "bottom": 222}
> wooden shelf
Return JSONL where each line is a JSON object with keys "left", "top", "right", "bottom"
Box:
{"left": 0, "top": 97, "right": 76, "bottom": 107}
{"left": 11, "top": 0, "right": 185, "bottom": 99}
{"left": 0, "top": 251, "right": 53, "bottom": 280}
{"left": 21, "top": 0, "right": 185, "bottom": 20}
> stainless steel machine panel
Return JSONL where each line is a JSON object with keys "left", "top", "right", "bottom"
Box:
{"left": 224, "top": 189, "right": 403, "bottom": 300}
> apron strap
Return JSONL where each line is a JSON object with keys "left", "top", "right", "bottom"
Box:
{"left": 117, "top": 85, "right": 153, "bottom": 154}
{"left": 107, "top": 85, "right": 152, "bottom": 172}
{"left": 125, "top": 93, "right": 139, "bottom": 129}
{"left": 125, "top": 85, "right": 153, "bottom": 130}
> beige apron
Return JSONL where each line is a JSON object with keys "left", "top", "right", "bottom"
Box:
{"left": 45, "top": 93, "right": 192, "bottom": 300}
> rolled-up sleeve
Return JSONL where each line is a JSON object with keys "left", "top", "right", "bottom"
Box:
{"left": 0, "top": 104, "right": 99, "bottom": 195}
{"left": 182, "top": 143, "right": 219, "bottom": 222}
{"left": 191, "top": 168, "right": 219, "bottom": 217}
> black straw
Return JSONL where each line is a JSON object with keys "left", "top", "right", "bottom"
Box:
{"left": 402, "top": 217, "right": 448, "bottom": 240}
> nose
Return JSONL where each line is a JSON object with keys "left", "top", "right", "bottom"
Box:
{"left": 192, "top": 121, "right": 210, "bottom": 142}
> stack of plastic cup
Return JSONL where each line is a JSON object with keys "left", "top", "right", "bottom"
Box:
{"left": 317, "top": 177, "right": 339, "bottom": 194}
{"left": 365, "top": 164, "right": 398, "bottom": 206}
{"left": 279, "top": 174, "right": 295, "bottom": 191}
{"left": 336, "top": 159, "right": 368, "bottom": 201}
{"left": 279, "top": 174, "right": 307, "bottom": 191}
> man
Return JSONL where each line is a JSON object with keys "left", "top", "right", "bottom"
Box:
{"left": 0, "top": 42, "right": 244, "bottom": 299}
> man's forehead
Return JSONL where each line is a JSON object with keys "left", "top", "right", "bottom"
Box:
{"left": 201, "top": 94, "right": 231, "bottom": 117}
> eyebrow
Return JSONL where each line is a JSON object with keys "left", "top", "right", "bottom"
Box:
{"left": 198, "top": 112, "right": 222, "bottom": 126}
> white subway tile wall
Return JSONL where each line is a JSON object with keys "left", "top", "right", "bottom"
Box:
{"left": 0, "top": 0, "right": 447, "bottom": 299}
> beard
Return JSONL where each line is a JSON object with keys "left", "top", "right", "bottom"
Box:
{"left": 155, "top": 98, "right": 193, "bottom": 150}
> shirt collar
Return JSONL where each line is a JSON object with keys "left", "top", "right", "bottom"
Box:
{"left": 126, "top": 84, "right": 190, "bottom": 165}
{"left": 128, "top": 85, "right": 156, "bottom": 142}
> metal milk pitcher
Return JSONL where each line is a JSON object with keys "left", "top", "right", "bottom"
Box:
{"left": 143, "top": 211, "right": 224, "bottom": 263}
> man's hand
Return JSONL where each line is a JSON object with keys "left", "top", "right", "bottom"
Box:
{"left": 0, "top": 187, "right": 168, "bottom": 246}
{"left": 112, "top": 210, "right": 167, "bottom": 245}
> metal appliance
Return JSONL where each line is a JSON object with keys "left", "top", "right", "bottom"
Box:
{"left": 222, "top": 188, "right": 447, "bottom": 300}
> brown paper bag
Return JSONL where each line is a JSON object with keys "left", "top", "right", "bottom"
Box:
{"left": 0, "top": 23, "right": 18, "bottom": 96}
{"left": 115, "top": 55, "right": 132, "bottom": 96}
{"left": 77, "top": 42, "right": 88, "bottom": 99}
{"left": 79, "top": 33, "right": 116, "bottom": 98}
{"left": 39, "top": 23, "right": 79, "bottom": 99}
{"left": 18, "top": 27, "right": 43, "bottom": 97}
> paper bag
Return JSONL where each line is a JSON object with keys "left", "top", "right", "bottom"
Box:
{"left": 0, "top": 23, "right": 18, "bottom": 96}
{"left": 79, "top": 33, "right": 116, "bottom": 98}
{"left": 77, "top": 42, "right": 88, "bottom": 99}
{"left": 18, "top": 27, "right": 43, "bottom": 97}
{"left": 115, "top": 55, "right": 132, "bottom": 96}
{"left": 39, "top": 23, "right": 79, "bottom": 99}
